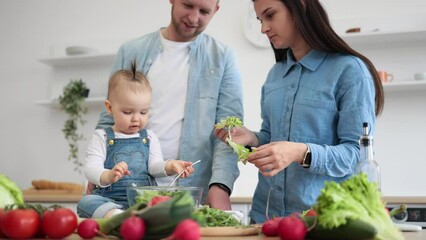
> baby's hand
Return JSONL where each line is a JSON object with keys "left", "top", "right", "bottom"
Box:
{"left": 108, "top": 161, "right": 131, "bottom": 183}
{"left": 166, "top": 160, "right": 195, "bottom": 178}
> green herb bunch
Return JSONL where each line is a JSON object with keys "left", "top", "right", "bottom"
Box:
{"left": 215, "top": 116, "right": 256, "bottom": 164}
{"left": 59, "top": 79, "right": 89, "bottom": 172}
{"left": 193, "top": 205, "right": 242, "bottom": 227}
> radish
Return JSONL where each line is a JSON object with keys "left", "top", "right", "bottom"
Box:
{"left": 262, "top": 217, "right": 282, "bottom": 236}
{"left": 277, "top": 216, "right": 307, "bottom": 240}
{"left": 148, "top": 195, "right": 172, "bottom": 207}
{"left": 120, "top": 216, "right": 145, "bottom": 240}
{"left": 77, "top": 219, "right": 100, "bottom": 239}
{"left": 165, "top": 219, "right": 200, "bottom": 240}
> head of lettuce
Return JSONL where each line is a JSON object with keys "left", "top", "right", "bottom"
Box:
{"left": 0, "top": 174, "right": 24, "bottom": 208}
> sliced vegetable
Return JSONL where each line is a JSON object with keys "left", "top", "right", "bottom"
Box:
{"left": 0, "top": 174, "right": 24, "bottom": 208}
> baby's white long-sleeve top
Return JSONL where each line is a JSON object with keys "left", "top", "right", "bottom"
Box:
{"left": 83, "top": 129, "right": 168, "bottom": 187}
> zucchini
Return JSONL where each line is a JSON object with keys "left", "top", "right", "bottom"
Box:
{"left": 96, "top": 192, "right": 194, "bottom": 240}
{"left": 304, "top": 216, "right": 377, "bottom": 240}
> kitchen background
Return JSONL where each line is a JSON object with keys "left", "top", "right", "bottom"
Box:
{"left": 0, "top": 0, "right": 425, "bottom": 198}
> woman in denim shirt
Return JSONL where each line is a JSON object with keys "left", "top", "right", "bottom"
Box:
{"left": 215, "top": 0, "right": 384, "bottom": 223}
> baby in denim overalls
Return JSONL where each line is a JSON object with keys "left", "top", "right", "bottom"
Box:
{"left": 77, "top": 62, "right": 195, "bottom": 218}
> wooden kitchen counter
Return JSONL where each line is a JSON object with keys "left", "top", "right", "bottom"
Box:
{"left": 22, "top": 187, "right": 426, "bottom": 205}
{"left": 230, "top": 196, "right": 426, "bottom": 205}
{"left": 65, "top": 231, "right": 425, "bottom": 239}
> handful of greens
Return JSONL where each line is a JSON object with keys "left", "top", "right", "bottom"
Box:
{"left": 192, "top": 205, "right": 242, "bottom": 227}
{"left": 215, "top": 116, "right": 256, "bottom": 164}
{"left": 313, "top": 173, "right": 403, "bottom": 240}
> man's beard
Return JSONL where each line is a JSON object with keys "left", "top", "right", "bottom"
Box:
{"left": 170, "top": 12, "right": 202, "bottom": 41}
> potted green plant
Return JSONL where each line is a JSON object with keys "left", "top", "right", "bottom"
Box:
{"left": 59, "top": 79, "right": 89, "bottom": 172}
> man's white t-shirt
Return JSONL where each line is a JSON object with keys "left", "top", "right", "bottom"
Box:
{"left": 146, "top": 34, "right": 191, "bottom": 185}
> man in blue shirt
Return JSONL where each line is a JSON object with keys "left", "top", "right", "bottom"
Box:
{"left": 96, "top": 0, "right": 243, "bottom": 210}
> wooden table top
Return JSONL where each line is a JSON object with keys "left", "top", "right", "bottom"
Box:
{"left": 23, "top": 188, "right": 426, "bottom": 205}
{"left": 65, "top": 231, "right": 425, "bottom": 240}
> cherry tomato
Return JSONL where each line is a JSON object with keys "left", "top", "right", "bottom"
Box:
{"left": 148, "top": 196, "right": 172, "bottom": 207}
{"left": 305, "top": 209, "right": 317, "bottom": 217}
{"left": 1, "top": 208, "right": 40, "bottom": 239}
{"left": 42, "top": 207, "right": 78, "bottom": 239}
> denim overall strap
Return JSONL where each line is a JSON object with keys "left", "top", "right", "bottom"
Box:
{"left": 95, "top": 128, "right": 155, "bottom": 207}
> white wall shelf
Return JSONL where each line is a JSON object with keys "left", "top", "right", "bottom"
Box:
{"left": 383, "top": 80, "right": 426, "bottom": 92}
{"left": 36, "top": 97, "right": 105, "bottom": 109}
{"left": 341, "top": 29, "right": 426, "bottom": 49}
{"left": 38, "top": 53, "right": 115, "bottom": 67}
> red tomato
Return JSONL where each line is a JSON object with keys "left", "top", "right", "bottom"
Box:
{"left": 0, "top": 209, "right": 5, "bottom": 238}
{"left": 42, "top": 207, "right": 78, "bottom": 239}
{"left": 1, "top": 208, "right": 40, "bottom": 239}
{"left": 148, "top": 196, "right": 172, "bottom": 207}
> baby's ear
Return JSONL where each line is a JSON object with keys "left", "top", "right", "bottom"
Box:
{"left": 104, "top": 100, "right": 113, "bottom": 114}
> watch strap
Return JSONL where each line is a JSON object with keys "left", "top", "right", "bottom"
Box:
{"left": 209, "top": 183, "right": 231, "bottom": 196}
{"left": 301, "top": 144, "right": 312, "bottom": 168}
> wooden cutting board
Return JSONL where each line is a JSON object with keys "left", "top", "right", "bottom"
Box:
{"left": 23, "top": 188, "right": 82, "bottom": 203}
{"left": 200, "top": 225, "right": 261, "bottom": 236}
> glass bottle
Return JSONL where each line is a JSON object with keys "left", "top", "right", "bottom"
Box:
{"left": 356, "top": 122, "right": 381, "bottom": 191}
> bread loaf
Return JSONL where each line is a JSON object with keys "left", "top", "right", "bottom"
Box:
{"left": 31, "top": 179, "right": 83, "bottom": 192}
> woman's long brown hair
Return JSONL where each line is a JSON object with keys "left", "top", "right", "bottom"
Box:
{"left": 252, "top": 0, "right": 384, "bottom": 116}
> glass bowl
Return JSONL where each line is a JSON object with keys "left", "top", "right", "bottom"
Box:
{"left": 127, "top": 186, "right": 203, "bottom": 207}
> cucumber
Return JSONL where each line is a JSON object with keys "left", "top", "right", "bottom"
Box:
{"left": 304, "top": 216, "right": 377, "bottom": 240}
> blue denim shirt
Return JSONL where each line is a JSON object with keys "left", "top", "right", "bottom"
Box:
{"left": 96, "top": 29, "right": 244, "bottom": 202}
{"left": 250, "top": 49, "right": 376, "bottom": 223}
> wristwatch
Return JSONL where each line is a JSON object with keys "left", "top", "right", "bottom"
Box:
{"left": 210, "top": 183, "right": 231, "bottom": 196}
{"left": 301, "top": 144, "right": 312, "bottom": 168}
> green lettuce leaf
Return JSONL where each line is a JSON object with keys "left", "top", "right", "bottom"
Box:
{"left": 313, "top": 173, "right": 403, "bottom": 240}
{"left": 0, "top": 174, "right": 24, "bottom": 208}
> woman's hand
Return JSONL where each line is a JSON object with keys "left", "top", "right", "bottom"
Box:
{"left": 247, "top": 141, "right": 308, "bottom": 177}
{"left": 213, "top": 125, "right": 259, "bottom": 147}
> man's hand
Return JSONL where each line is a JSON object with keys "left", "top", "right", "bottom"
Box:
{"left": 205, "top": 185, "right": 231, "bottom": 210}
